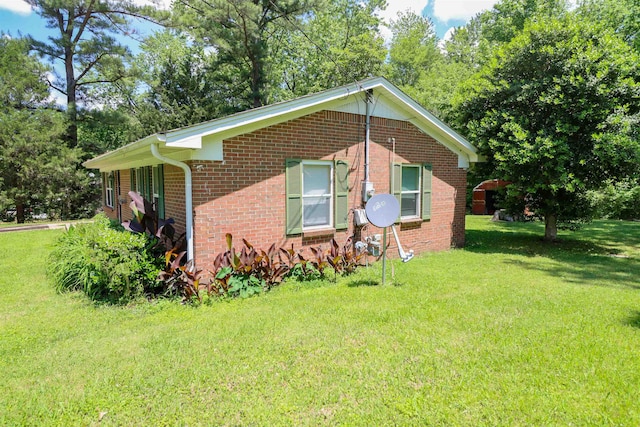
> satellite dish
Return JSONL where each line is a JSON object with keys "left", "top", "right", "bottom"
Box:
{"left": 365, "top": 194, "right": 400, "bottom": 228}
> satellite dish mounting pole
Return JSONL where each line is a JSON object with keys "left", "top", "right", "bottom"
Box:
{"left": 382, "top": 227, "right": 387, "bottom": 285}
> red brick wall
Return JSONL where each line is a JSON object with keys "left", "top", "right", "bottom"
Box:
{"left": 190, "top": 110, "right": 467, "bottom": 267}
{"left": 164, "top": 164, "right": 186, "bottom": 236}
{"left": 97, "top": 110, "right": 468, "bottom": 268}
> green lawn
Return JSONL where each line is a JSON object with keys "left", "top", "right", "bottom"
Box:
{"left": 1, "top": 217, "right": 639, "bottom": 425}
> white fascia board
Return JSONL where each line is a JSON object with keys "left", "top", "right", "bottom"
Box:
{"left": 83, "top": 134, "right": 195, "bottom": 171}
{"left": 161, "top": 80, "right": 376, "bottom": 146}
{"left": 83, "top": 134, "right": 160, "bottom": 170}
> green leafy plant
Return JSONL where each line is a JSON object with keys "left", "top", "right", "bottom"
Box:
{"left": 209, "top": 234, "right": 289, "bottom": 298}
{"left": 280, "top": 246, "right": 323, "bottom": 281}
{"left": 48, "top": 214, "right": 162, "bottom": 303}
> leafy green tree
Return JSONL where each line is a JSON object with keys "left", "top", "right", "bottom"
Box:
{"left": 443, "top": 17, "right": 485, "bottom": 68}
{"left": 478, "top": 0, "right": 569, "bottom": 44}
{"left": 386, "top": 11, "right": 440, "bottom": 88}
{"left": 267, "top": 0, "right": 386, "bottom": 101}
{"left": 578, "top": 0, "right": 640, "bottom": 53}
{"left": 0, "top": 37, "right": 86, "bottom": 223}
{"left": 455, "top": 16, "right": 640, "bottom": 240}
{"left": 173, "top": 0, "right": 314, "bottom": 109}
{"left": 25, "top": 0, "right": 160, "bottom": 147}
{"left": 125, "top": 30, "right": 235, "bottom": 135}
{"left": 402, "top": 61, "right": 474, "bottom": 120}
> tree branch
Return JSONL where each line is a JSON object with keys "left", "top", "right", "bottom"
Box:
{"left": 75, "top": 51, "right": 107, "bottom": 82}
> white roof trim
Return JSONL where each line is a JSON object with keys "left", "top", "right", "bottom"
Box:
{"left": 84, "top": 77, "right": 478, "bottom": 171}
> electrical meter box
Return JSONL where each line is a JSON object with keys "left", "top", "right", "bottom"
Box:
{"left": 361, "top": 181, "right": 375, "bottom": 202}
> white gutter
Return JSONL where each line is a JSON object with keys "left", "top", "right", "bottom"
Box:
{"left": 150, "top": 142, "right": 194, "bottom": 263}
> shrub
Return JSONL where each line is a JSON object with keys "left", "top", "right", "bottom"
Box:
{"left": 208, "top": 235, "right": 289, "bottom": 298}
{"left": 588, "top": 180, "right": 640, "bottom": 220}
{"left": 206, "top": 235, "right": 366, "bottom": 299}
{"left": 49, "top": 214, "right": 162, "bottom": 303}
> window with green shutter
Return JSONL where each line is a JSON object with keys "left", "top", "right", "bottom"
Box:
{"left": 285, "top": 159, "right": 349, "bottom": 235}
{"left": 131, "top": 166, "right": 165, "bottom": 219}
{"left": 285, "top": 159, "right": 303, "bottom": 234}
{"left": 422, "top": 163, "right": 432, "bottom": 220}
{"left": 334, "top": 160, "right": 349, "bottom": 230}
{"left": 391, "top": 162, "right": 432, "bottom": 221}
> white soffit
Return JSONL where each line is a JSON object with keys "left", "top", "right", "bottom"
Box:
{"left": 329, "top": 95, "right": 411, "bottom": 121}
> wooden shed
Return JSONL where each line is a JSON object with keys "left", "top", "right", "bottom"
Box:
{"left": 471, "top": 179, "right": 510, "bottom": 215}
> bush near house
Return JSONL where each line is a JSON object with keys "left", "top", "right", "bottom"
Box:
{"left": 48, "top": 214, "right": 162, "bottom": 304}
{"left": 49, "top": 203, "right": 365, "bottom": 304}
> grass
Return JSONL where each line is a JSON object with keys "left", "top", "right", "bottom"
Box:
{"left": 0, "top": 218, "right": 88, "bottom": 228}
{"left": 1, "top": 217, "right": 639, "bottom": 425}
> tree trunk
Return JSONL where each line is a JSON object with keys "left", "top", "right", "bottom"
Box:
{"left": 544, "top": 214, "right": 558, "bottom": 242}
{"left": 65, "top": 42, "right": 78, "bottom": 148}
{"left": 16, "top": 202, "right": 25, "bottom": 224}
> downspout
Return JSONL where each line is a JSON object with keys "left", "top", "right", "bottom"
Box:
{"left": 150, "top": 142, "right": 194, "bottom": 263}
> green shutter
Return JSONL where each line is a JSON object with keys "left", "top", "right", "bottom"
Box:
{"left": 157, "top": 165, "right": 165, "bottom": 219}
{"left": 145, "top": 166, "right": 152, "bottom": 200}
{"left": 136, "top": 167, "right": 144, "bottom": 195}
{"left": 102, "top": 172, "right": 107, "bottom": 206}
{"left": 422, "top": 163, "right": 432, "bottom": 220}
{"left": 130, "top": 168, "right": 136, "bottom": 193}
{"left": 334, "top": 160, "right": 349, "bottom": 230}
{"left": 391, "top": 162, "right": 402, "bottom": 222}
{"left": 285, "top": 159, "right": 302, "bottom": 235}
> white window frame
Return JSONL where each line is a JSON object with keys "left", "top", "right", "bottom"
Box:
{"left": 400, "top": 164, "right": 421, "bottom": 219}
{"left": 105, "top": 172, "right": 115, "bottom": 209}
{"left": 301, "top": 160, "right": 334, "bottom": 230}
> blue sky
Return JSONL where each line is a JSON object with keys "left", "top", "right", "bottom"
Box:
{"left": 0, "top": 0, "right": 499, "bottom": 43}
{"left": 0, "top": 0, "right": 500, "bottom": 104}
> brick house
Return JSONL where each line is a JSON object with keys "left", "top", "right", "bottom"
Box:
{"left": 84, "top": 77, "right": 479, "bottom": 267}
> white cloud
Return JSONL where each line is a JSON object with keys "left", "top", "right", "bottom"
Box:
{"left": 432, "top": 0, "right": 496, "bottom": 22}
{"left": 378, "top": 0, "right": 426, "bottom": 24}
{"left": 377, "top": 1, "right": 428, "bottom": 42}
{"left": 442, "top": 26, "right": 456, "bottom": 42}
{"left": 131, "top": 0, "right": 171, "bottom": 9}
{"left": 0, "top": 0, "right": 31, "bottom": 15}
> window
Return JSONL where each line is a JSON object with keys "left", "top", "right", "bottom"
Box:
{"left": 392, "top": 163, "right": 432, "bottom": 221}
{"left": 130, "top": 165, "right": 165, "bottom": 219}
{"left": 105, "top": 172, "right": 115, "bottom": 208}
{"left": 285, "top": 159, "right": 349, "bottom": 235}
{"left": 302, "top": 162, "right": 333, "bottom": 229}
{"left": 400, "top": 165, "right": 420, "bottom": 218}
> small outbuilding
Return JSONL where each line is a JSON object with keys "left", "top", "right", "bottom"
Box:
{"left": 471, "top": 179, "right": 510, "bottom": 215}
{"left": 84, "top": 77, "right": 480, "bottom": 267}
